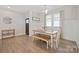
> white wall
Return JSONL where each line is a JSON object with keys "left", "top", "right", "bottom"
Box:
{"left": 0, "top": 9, "right": 26, "bottom": 39}
{"left": 63, "top": 6, "right": 77, "bottom": 41}
{"left": 61, "top": 6, "right": 78, "bottom": 47}
{"left": 63, "top": 20, "right": 77, "bottom": 40}
{"left": 76, "top": 19, "right": 79, "bottom": 47}
{"left": 76, "top": 6, "right": 79, "bottom": 47}
{"left": 28, "top": 11, "right": 45, "bottom": 36}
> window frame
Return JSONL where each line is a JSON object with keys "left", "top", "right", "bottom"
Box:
{"left": 45, "top": 15, "right": 52, "bottom": 27}
{"left": 53, "top": 13, "right": 60, "bottom": 27}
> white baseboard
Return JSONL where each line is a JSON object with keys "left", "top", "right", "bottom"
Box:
{"left": 15, "top": 33, "right": 25, "bottom": 36}
{"left": 63, "top": 36, "right": 78, "bottom": 48}
{"left": 63, "top": 36, "right": 76, "bottom": 41}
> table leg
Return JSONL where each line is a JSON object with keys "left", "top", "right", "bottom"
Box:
{"left": 51, "top": 35, "right": 53, "bottom": 48}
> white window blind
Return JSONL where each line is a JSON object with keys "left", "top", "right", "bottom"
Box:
{"left": 46, "top": 15, "right": 52, "bottom": 26}
{"left": 53, "top": 13, "right": 60, "bottom": 27}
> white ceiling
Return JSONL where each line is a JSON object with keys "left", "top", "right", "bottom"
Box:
{"left": 0, "top": 5, "right": 63, "bottom": 14}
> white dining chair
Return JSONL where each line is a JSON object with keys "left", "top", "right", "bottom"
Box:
{"left": 53, "top": 31, "right": 60, "bottom": 49}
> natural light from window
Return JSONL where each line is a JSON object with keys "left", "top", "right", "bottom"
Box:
{"left": 53, "top": 13, "right": 60, "bottom": 27}
{"left": 46, "top": 15, "right": 52, "bottom": 26}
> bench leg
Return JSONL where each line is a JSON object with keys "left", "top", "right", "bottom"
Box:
{"left": 47, "top": 41, "right": 48, "bottom": 49}
{"left": 32, "top": 37, "right": 35, "bottom": 41}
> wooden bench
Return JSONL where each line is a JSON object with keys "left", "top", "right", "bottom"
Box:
{"left": 32, "top": 34, "right": 50, "bottom": 48}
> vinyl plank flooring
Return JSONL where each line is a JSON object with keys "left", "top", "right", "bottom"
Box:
{"left": 0, "top": 35, "right": 78, "bottom": 53}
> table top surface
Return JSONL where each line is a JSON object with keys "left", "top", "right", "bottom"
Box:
{"left": 33, "top": 29, "right": 58, "bottom": 35}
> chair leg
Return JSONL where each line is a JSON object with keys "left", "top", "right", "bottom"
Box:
{"left": 54, "top": 41, "right": 59, "bottom": 49}
{"left": 56, "top": 42, "right": 58, "bottom": 48}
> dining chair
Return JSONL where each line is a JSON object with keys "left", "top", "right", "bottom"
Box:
{"left": 53, "top": 31, "right": 60, "bottom": 49}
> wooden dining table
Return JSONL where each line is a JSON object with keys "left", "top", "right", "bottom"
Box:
{"left": 32, "top": 29, "right": 58, "bottom": 48}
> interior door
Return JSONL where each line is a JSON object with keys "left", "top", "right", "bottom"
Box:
{"left": 25, "top": 18, "right": 29, "bottom": 35}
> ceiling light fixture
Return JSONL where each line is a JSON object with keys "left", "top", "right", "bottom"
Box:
{"left": 43, "top": 5, "right": 48, "bottom": 14}
{"left": 8, "top": 6, "right": 10, "bottom": 8}
{"left": 45, "top": 9, "right": 48, "bottom": 14}
{"left": 42, "top": 9, "right": 48, "bottom": 14}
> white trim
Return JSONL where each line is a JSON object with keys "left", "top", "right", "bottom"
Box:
{"left": 15, "top": 33, "right": 25, "bottom": 36}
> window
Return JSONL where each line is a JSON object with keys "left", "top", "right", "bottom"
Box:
{"left": 53, "top": 13, "right": 60, "bottom": 27}
{"left": 46, "top": 15, "right": 52, "bottom": 26}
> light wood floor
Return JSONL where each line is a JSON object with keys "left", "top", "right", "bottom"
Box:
{"left": 0, "top": 35, "right": 78, "bottom": 53}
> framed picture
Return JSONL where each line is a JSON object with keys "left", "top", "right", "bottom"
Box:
{"left": 3, "top": 16, "right": 12, "bottom": 24}
{"left": 32, "top": 17, "right": 40, "bottom": 21}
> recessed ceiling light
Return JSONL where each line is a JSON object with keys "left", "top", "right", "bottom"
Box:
{"left": 8, "top": 6, "right": 10, "bottom": 8}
